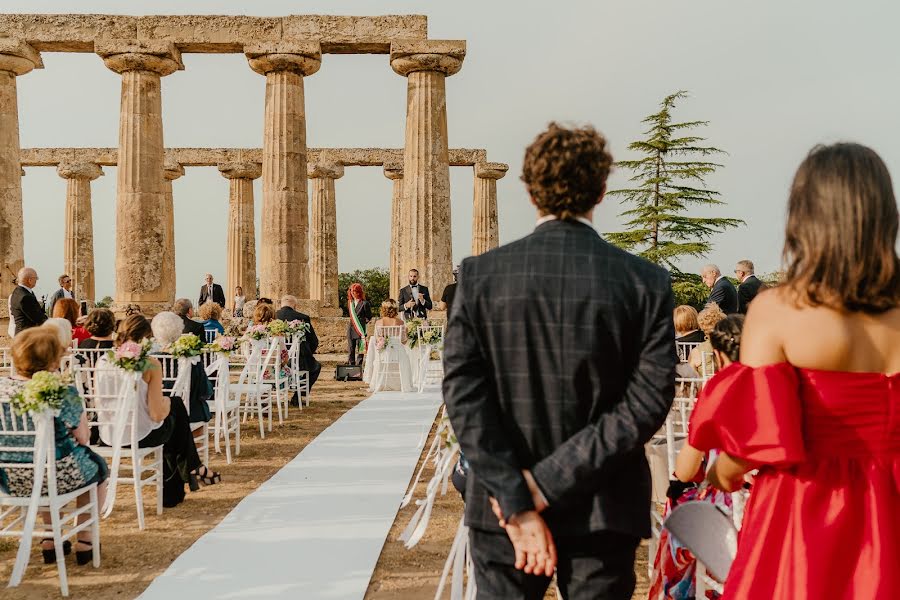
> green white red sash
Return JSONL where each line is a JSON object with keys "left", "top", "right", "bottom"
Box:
{"left": 350, "top": 300, "right": 366, "bottom": 338}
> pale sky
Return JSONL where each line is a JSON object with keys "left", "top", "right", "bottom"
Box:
{"left": 7, "top": 0, "right": 900, "bottom": 301}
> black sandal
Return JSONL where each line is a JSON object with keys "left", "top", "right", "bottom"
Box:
{"left": 194, "top": 465, "right": 221, "bottom": 487}
{"left": 41, "top": 538, "right": 71, "bottom": 564}
{"left": 75, "top": 540, "right": 96, "bottom": 566}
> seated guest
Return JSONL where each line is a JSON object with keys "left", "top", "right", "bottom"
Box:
{"left": 257, "top": 297, "right": 274, "bottom": 306}
{"left": 688, "top": 303, "right": 727, "bottom": 377}
{"left": 97, "top": 315, "right": 219, "bottom": 507}
{"left": 79, "top": 308, "right": 117, "bottom": 350}
{"left": 650, "top": 314, "right": 745, "bottom": 599}
{"left": 172, "top": 298, "right": 206, "bottom": 338}
{"left": 252, "top": 302, "right": 275, "bottom": 325}
{"left": 150, "top": 311, "right": 213, "bottom": 426}
{"left": 53, "top": 297, "right": 90, "bottom": 344}
{"left": 43, "top": 318, "right": 73, "bottom": 350}
{"left": 673, "top": 305, "right": 704, "bottom": 343}
{"left": 0, "top": 328, "right": 108, "bottom": 564}
{"left": 199, "top": 301, "right": 225, "bottom": 338}
{"left": 276, "top": 295, "right": 321, "bottom": 392}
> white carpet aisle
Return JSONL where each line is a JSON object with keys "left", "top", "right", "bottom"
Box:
{"left": 138, "top": 391, "right": 443, "bottom": 600}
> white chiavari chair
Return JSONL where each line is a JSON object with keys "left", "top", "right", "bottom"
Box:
{"left": 416, "top": 324, "right": 445, "bottom": 392}
{"left": 0, "top": 404, "right": 101, "bottom": 595}
{"left": 202, "top": 351, "right": 240, "bottom": 463}
{"left": 284, "top": 333, "right": 310, "bottom": 408}
{"left": 155, "top": 354, "right": 210, "bottom": 465}
{"left": 233, "top": 340, "right": 275, "bottom": 438}
{"left": 676, "top": 341, "right": 701, "bottom": 363}
{"left": 258, "top": 337, "right": 289, "bottom": 423}
{"left": 368, "top": 325, "right": 404, "bottom": 393}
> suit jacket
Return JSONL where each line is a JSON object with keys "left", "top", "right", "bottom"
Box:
{"left": 737, "top": 275, "right": 764, "bottom": 314}
{"left": 397, "top": 284, "right": 433, "bottom": 320}
{"left": 442, "top": 220, "right": 676, "bottom": 539}
{"left": 707, "top": 277, "right": 738, "bottom": 314}
{"left": 10, "top": 286, "right": 48, "bottom": 335}
{"left": 274, "top": 306, "right": 319, "bottom": 354}
{"left": 180, "top": 315, "right": 206, "bottom": 339}
{"left": 47, "top": 288, "right": 68, "bottom": 316}
{"left": 347, "top": 300, "right": 372, "bottom": 339}
{"left": 198, "top": 283, "right": 226, "bottom": 308}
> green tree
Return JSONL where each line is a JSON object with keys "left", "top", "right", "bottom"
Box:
{"left": 95, "top": 296, "right": 114, "bottom": 309}
{"left": 606, "top": 91, "right": 743, "bottom": 271}
{"left": 338, "top": 267, "right": 390, "bottom": 317}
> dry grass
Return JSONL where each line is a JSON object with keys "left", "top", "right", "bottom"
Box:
{"left": 0, "top": 370, "right": 368, "bottom": 599}
{"left": 364, "top": 419, "right": 651, "bottom": 600}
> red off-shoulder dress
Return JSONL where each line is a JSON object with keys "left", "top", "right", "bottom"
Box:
{"left": 689, "top": 362, "right": 900, "bottom": 599}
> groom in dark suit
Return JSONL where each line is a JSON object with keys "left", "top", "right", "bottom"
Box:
{"left": 702, "top": 264, "right": 738, "bottom": 314}
{"left": 443, "top": 123, "right": 676, "bottom": 599}
{"left": 198, "top": 273, "right": 226, "bottom": 308}
{"left": 397, "top": 269, "right": 432, "bottom": 320}
{"left": 275, "top": 295, "right": 321, "bottom": 390}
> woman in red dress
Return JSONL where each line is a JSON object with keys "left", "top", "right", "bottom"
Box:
{"left": 689, "top": 143, "right": 900, "bottom": 599}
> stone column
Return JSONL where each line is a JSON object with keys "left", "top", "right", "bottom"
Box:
{"left": 390, "top": 41, "right": 466, "bottom": 299}
{"left": 161, "top": 158, "right": 184, "bottom": 304}
{"left": 308, "top": 162, "right": 344, "bottom": 307}
{"left": 246, "top": 42, "right": 321, "bottom": 301}
{"left": 97, "top": 41, "right": 183, "bottom": 315}
{"left": 58, "top": 161, "right": 103, "bottom": 302}
{"left": 0, "top": 40, "right": 41, "bottom": 311}
{"left": 472, "top": 162, "right": 508, "bottom": 255}
{"left": 218, "top": 162, "right": 262, "bottom": 310}
{"left": 383, "top": 161, "right": 404, "bottom": 301}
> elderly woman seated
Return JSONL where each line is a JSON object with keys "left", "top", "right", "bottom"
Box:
{"left": 97, "top": 315, "right": 220, "bottom": 508}
{"left": 150, "top": 312, "right": 214, "bottom": 427}
{"left": 0, "top": 328, "right": 109, "bottom": 564}
{"left": 198, "top": 302, "right": 225, "bottom": 339}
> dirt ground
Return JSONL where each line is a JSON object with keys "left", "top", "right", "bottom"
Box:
{"left": 0, "top": 368, "right": 369, "bottom": 600}
{"left": 364, "top": 420, "right": 651, "bottom": 600}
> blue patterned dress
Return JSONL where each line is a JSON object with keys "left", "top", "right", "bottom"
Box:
{"left": 0, "top": 378, "right": 108, "bottom": 496}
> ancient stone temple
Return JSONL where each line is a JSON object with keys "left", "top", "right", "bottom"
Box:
{"left": 1, "top": 14, "right": 507, "bottom": 337}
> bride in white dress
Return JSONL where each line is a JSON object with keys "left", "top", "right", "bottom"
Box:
{"left": 363, "top": 299, "right": 414, "bottom": 392}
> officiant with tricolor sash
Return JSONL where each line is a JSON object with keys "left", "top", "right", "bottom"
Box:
{"left": 346, "top": 283, "right": 372, "bottom": 366}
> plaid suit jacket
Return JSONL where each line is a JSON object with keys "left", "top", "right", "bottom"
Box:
{"left": 442, "top": 219, "right": 676, "bottom": 538}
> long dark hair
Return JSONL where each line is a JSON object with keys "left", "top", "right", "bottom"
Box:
{"left": 783, "top": 143, "right": 900, "bottom": 313}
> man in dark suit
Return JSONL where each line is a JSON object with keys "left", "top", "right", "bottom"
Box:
{"left": 10, "top": 267, "right": 48, "bottom": 335}
{"left": 47, "top": 274, "right": 73, "bottom": 316}
{"left": 702, "top": 264, "right": 738, "bottom": 313}
{"left": 397, "top": 269, "right": 433, "bottom": 320}
{"left": 734, "top": 259, "right": 765, "bottom": 313}
{"left": 275, "top": 295, "right": 321, "bottom": 390}
{"left": 198, "top": 273, "right": 226, "bottom": 308}
{"left": 173, "top": 298, "right": 205, "bottom": 338}
{"left": 443, "top": 123, "right": 677, "bottom": 599}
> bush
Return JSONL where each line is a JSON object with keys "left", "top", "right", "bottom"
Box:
{"left": 95, "top": 296, "right": 113, "bottom": 309}
{"left": 338, "top": 268, "right": 390, "bottom": 317}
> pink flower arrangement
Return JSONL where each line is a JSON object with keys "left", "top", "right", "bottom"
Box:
{"left": 217, "top": 336, "right": 236, "bottom": 351}
{"left": 115, "top": 341, "right": 142, "bottom": 361}
{"left": 375, "top": 336, "right": 387, "bottom": 351}
{"left": 244, "top": 324, "right": 269, "bottom": 341}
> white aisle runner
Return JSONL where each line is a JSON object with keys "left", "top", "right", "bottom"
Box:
{"left": 138, "top": 391, "right": 442, "bottom": 600}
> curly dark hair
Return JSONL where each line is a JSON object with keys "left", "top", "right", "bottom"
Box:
{"left": 84, "top": 308, "right": 116, "bottom": 337}
{"left": 520, "top": 122, "right": 613, "bottom": 221}
{"left": 708, "top": 314, "right": 745, "bottom": 364}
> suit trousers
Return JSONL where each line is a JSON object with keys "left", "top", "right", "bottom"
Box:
{"left": 469, "top": 527, "right": 639, "bottom": 600}
{"left": 347, "top": 326, "right": 363, "bottom": 366}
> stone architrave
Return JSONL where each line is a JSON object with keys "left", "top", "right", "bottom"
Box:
{"left": 308, "top": 162, "right": 344, "bottom": 307}
{"left": 246, "top": 42, "right": 321, "bottom": 301}
{"left": 58, "top": 161, "right": 103, "bottom": 302}
{"left": 472, "top": 162, "right": 508, "bottom": 255}
{"left": 161, "top": 158, "right": 184, "bottom": 304}
{"left": 0, "top": 40, "right": 41, "bottom": 312}
{"left": 390, "top": 40, "right": 465, "bottom": 299}
{"left": 218, "top": 161, "right": 262, "bottom": 309}
{"left": 98, "top": 40, "right": 183, "bottom": 315}
{"left": 382, "top": 161, "right": 404, "bottom": 300}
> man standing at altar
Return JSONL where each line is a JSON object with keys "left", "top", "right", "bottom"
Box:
{"left": 198, "top": 273, "right": 226, "bottom": 308}
{"left": 398, "top": 269, "right": 433, "bottom": 320}
{"left": 443, "top": 123, "right": 676, "bottom": 599}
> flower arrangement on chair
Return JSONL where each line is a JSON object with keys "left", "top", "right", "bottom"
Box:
{"left": 168, "top": 333, "right": 205, "bottom": 358}
{"left": 205, "top": 335, "right": 236, "bottom": 356}
{"left": 375, "top": 335, "right": 388, "bottom": 353}
{"left": 286, "top": 319, "right": 311, "bottom": 338}
{"left": 266, "top": 319, "right": 290, "bottom": 337}
{"left": 9, "top": 371, "right": 78, "bottom": 416}
{"left": 107, "top": 339, "right": 153, "bottom": 372}
{"left": 243, "top": 324, "right": 269, "bottom": 342}
{"left": 421, "top": 327, "right": 443, "bottom": 348}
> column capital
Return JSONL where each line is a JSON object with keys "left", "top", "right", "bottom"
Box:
{"left": 475, "top": 162, "right": 509, "bottom": 181}
{"left": 57, "top": 161, "right": 103, "bottom": 181}
{"left": 218, "top": 162, "right": 262, "bottom": 180}
{"left": 97, "top": 40, "right": 183, "bottom": 75}
{"left": 163, "top": 159, "right": 185, "bottom": 181}
{"left": 0, "top": 39, "right": 43, "bottom": 75}
{"left": 245, "top": 42, "right": 322, "bottom": 76}
{"left": 307, "top": 162, "right": 344, "bottom": 180}
{"left": 383, "top": 161, "right": 404, "bottom": 180}
{"left": 390, "top": 40, "right": 465, "bottom": 77}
